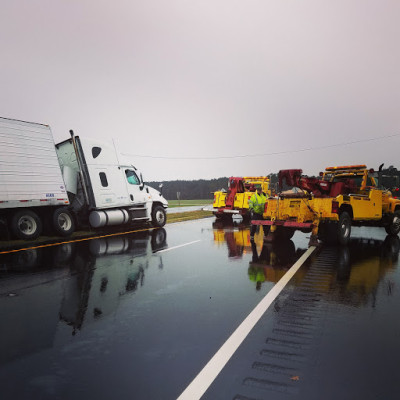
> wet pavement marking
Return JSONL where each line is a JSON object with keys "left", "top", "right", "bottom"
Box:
{"left": 177, "top": 246, "right": 316, "bottom": 400}
{"left": 156, "top": 240, "right": 201, "bottom": 253}
{"left": 233, "top": 247, "right": 339, "bottom": 400}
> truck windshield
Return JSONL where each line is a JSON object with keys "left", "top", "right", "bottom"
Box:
{"left": 125, "top": 169, "right": 140, "bottom": 185}
{"left": 332, "top": 175, "right": 363, "bottom": 187}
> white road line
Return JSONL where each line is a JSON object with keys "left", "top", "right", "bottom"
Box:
{"left": 156, "top": 240, "right": 202, "bottom": 253}
{"left": 177, "top": 245, "right": 316, "bottom": 400}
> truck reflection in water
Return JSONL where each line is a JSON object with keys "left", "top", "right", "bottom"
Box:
{"left": 331, "top": 235, "right": 399, "bottom": 307}
{"left": 249, "top": 234, "right": 400, "bottom": 307}
{"left": 213, "top": 219, "right": 264, "bottom": 259}
{"left": 62, "top": 228, "right": 167, "bottom": 334}
{"left": 212, "top": 218, "right": 400, "bottom": 306}
{"left": 212, "top": 218, "right": 308, "bottom": 288}
{"left": 248, "top": 240, "right": 307, "bottom": 290}
{"left": 0, "top": 228, "right": 167, "bottom": 364}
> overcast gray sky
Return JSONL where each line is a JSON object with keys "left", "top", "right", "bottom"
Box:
{"left": 1, "top": 0, "right": 399, "bottom": 181}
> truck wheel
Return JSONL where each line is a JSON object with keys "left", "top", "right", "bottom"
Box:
{"left": 11, "top": 209, "right": 42, "bottom": 240}
{"left": 337, "top": 212, "right": 351, "bottom": 245}
{"left": 242, "top": 213, "right": 251, "bottom": 222}
{"left": 336, "top": 246, "right": 351, "bottom": 280}
{"left": 151, "top": 228, "right": 167, "bottom": 251}
{"left": 215, "top": 213, "right": 232, "bottom": 221}
{"left": 12, "top": 249, "right": 40, "bottom": 270}
{"left": 385, "top": 211, "right": 400, "bottom": 236}
{"left": 152, "top": 205, "right": 166, "bottom": 227}
{"left": 53, "top": 208, "right": 76, "bottom": 237}
{"left": 275, "top": 226, "right": 295, "bottom": 240}
{"left": 318, "top": 222, "right": 337, "bottom": 244}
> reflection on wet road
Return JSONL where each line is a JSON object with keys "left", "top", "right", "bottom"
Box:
{"left": 0, "top": 219, "right": 399, "bottom": 400}
{"left": 204, "top": 227, "right": 400, "bottom": 400}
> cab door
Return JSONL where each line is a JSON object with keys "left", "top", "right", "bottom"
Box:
{"left": 354, "top": 174, "right": 382, "bottom": 220}
{"left": 124, "top": 168, "right": 148, "bottom": 205}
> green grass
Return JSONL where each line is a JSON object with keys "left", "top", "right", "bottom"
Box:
{"left": 168, "top": 199, "right": 213, "bottom": 208}
{"left": 167, "top": 210, "right": 213, "bottom": 222}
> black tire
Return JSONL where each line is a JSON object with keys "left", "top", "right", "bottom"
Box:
{"left": 242, "top": 212, "right": 251, "bottom": 222}
{"left": 152, "top": 205, "right": 166, "bottom": 227}
{"left": 336, "top": 246, "right": 351, "bottom": 280}
{"left": 53, "top": 243, "right": 76, "bottom": 265}
{"left": 385, "top": 210, "right": 400, "bottom": 236}
{"left": 151, "top": 228, "right": 167, "bottom": 251}
{"left": 275, "top": 226, "right": 295, "bottom": 240}
{"left": 318, "top": 222, "right": 337, "bottom": 244}
{"left": 11, "top": 209, "right": 42, "bottom": 240}
{"left": 218, "top": 213, "right": 232, "bottom": 221}
{"left": 11, "top": 249, "right": 40, "bottom": 270}
{"left": 273, "top": 239, "right": 296, "bottom": 265}
{"left": 337, "top": 212, "right": 351, "bottom": 245}
{"left": 53, "top": 208, "right": 76, "bottom": 237}
{"left": 382, "top": 235, "right": 400, "bottom": 261}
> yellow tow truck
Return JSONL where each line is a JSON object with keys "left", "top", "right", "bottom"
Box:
{"left": 213, "top": 176, "right": 271, "bottom": 220}
{"left": 252, "top": 165, "right": 400, "bottom": 246}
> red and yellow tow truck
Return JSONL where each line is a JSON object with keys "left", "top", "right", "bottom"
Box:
{"left": 252, "top": 165, "right": 400, "bottom": 246}
{"left": 213, "top": 176, "right": 271, "bottom": 220}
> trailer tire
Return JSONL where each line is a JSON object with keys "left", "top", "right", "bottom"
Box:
{"left": 53, "top": 208, "right": 76, "bottom": 237}
{"left": 12, "top": 249, "right": 40, "bottom": 270}
{"left": 152, "top": 205, "right": 166, "bottom": 227}
{"left": 337, "top": 212, "right": 351, "bottom": 245}
{"left": 385, "top": 211, "right": 400, "bottom": 236}
{"left": 11, "top": 209, "right": 42, "bottom": 240}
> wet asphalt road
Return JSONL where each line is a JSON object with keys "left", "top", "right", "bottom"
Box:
{"left": 0, "top": 217, "right": 399, "bottom": 400}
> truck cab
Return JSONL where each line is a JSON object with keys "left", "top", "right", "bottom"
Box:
{"left": 56, "top": 135, "right": 168, "bottom": 229}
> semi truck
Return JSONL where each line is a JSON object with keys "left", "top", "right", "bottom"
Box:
{"left": 213, "top": 176, "right": 271, "bottom": 220}
{"left": 0, "top": 117, "right": 168, "bottom": 240}
{"left": 252, "top": 165, "right": 400, "bottom": 246}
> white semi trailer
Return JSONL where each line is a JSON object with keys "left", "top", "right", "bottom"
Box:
{"left": 0, "top": 117, "right": 168, "bottom": 240}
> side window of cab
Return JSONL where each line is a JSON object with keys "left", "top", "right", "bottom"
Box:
{"left": 125, "top": 169, "right": 140, "bottom": 185}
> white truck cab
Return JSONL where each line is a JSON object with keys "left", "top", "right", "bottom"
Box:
{"left": 0, "top": 117, "right": 168, "bottom": 240}
{"left": 56, "top": 132, "right": 168, "bottom": 230}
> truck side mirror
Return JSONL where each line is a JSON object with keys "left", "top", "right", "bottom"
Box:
{"left": 139, "top": 173, "right": 144, "bottom": 190}
{"left": 159, "top": 183, "right": 163, "bottom": 195}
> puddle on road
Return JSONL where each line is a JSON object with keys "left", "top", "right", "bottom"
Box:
{"left": 204, "top": 222, "right": 400, "bottom": 400}
{"left": 0, "top": 218, "right": 399, "bottom": 400}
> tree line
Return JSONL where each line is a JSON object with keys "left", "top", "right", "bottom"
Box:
{"left": 147, "top": 174, "right": 280, "bottom": 200}
{"left": 148, "top": 167, "right": 400, "bottom": 200}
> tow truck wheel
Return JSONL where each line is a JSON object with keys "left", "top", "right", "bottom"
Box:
{"left": 11, "top": 209, "right": 42, "bottom": 240}
{"left": 385, "top": 210, "right": 400, "bottom": 236}
{"left": 53, "top": 208, "right": 76, "bottom": 237}
{"left": 215, "top": 213, "right": 232, "bottom": 221}
{"left": 242, "top": 212, "right": 251, "bottom": 222}
{"left": 275, "top": 226, "right": 295, "bottom": 240}
{"left": 152, "top": 205, "right": 166, "bottom": 227}
{"left": 337, "top": 212, "right": 351, "bottom": 245}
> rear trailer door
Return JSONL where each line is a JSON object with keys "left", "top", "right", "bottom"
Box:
{"left": 0, "top": 117, "right": 69, "bottom": 209}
